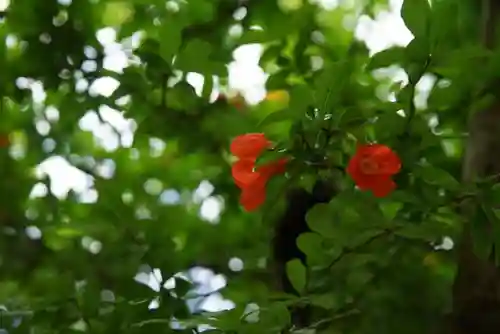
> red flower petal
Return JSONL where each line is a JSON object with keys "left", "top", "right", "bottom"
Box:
{"left": 369, "top": 176, "right": 396, "bottom": 198}
{"left": 355, "top": 144, "right": 401, "bottom": 175}
{"left": 347, "top": 153, "right": 369, "bottom": 185}
{"left": 232, "top": 160, "right": 260, "bottom": 189}
{"left": 0, "top": 135, "right": 9, "bottom": 148}
{"left": 230, "top": 133, "right": 270, "bottom": 159}
{"left": 347, "top": 144, "right": 400, "bottom": 198}
{"left": 273, "top": 158, "right": 288, "bottom": 174}
{"left": 230, "top": 135, "right": 286, "bottom": 210}
{"left": 240, "top": 186, "right": 266, "bottom": 211}
{"left": 257, "top": 158, "right": 287, "bottom": 178}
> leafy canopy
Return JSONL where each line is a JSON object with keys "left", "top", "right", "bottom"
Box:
{"left": 0, "top": 0, "right": 492, "bottom": 333}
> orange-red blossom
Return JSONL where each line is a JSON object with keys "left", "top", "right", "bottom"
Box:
{"left": 347, "top": 143, "right": 401, "bottom": 197}
{"left": 230, "top": 133, "right": 287, "bottom": 211}
{"left": 0, "top": 134, "right": 9, "bottom": 147}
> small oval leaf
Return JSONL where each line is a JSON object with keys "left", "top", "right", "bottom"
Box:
{"left": 286, "top": 259, "right": 307, "bottom": 294}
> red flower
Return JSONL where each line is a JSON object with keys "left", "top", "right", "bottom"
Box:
{"left": 230, "top": 133, "right": 287, "bottom": 211}
{"left": 231, "top": 133, "right": 270, "bottom": 160}
{"left": 0, "top": 134, "right": 9, "bottom": 148}
{"left": 347, "top": 144, "right": 401, "bottom": 197}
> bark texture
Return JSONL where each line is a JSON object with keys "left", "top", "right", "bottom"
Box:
{"left": 451, "top": 1, "right": 500, "bottom": 333}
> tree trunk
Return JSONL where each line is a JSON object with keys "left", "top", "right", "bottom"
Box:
{"left": 451, "top": 1, "right": 500, "bottom": 333}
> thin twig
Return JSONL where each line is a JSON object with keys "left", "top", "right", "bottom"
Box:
{"left": 327, "top": 228, "right": 396, "bottom": 270}
{"left": 303, "top": 308, "right": 360, "bottom": 331}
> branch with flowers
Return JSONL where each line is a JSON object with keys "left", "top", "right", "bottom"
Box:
{"left": 230, "top": 132, "right": 401, "bottom": 212}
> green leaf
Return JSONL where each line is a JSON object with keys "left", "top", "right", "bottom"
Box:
{"left": 186, "top": 0, "right": 215, "bottom": 24}
{"left": 176, "top": 39, "right": 225, "bottom": 75}
{"left": 297, "top": 232, "right": 329, "bottom": 266}
{"left": 405, "top": 37, "right": 430, "bottom": 63}
{"left": 395, "top": 84, "right": 414, "bottom": 106}
{"left": 202, "top": 75, "right": 213, "bottom": 99}
{"left": 44, "top": 232, "right": 73, "bottom": 251}
{"left": 394, "top": 211, "right": 455, "bottom": 242}
{"left": 306, "top": 203, "right": 335, "bottom": 237}
{"left": 427, "top": 84, "right": 461, "bottom": 110}
{"left": 165, "top": 81, "right": 199, "bottom": 111}
{"left": 314, "top": 73, "right": 337, "bottom": 112}
{"left": 254, "top": 148, "right": 286, "bottom": 167}
{"left": 329, "top": 191, "right": 378, "bottom": 229}
{"left": 297, "top": 232, "right": 322, "bottom": 255}
{"left": 159, "top": 18, "right": 183, "bottom": 62}
{"left": 367, "top": 47, "right": 405, "bottom": 70}
{"left": 374, "top": 112, "right": 406, "bottom": 140}
{"left": 379, "top": 201, "right": 403, "bottom": 221}
{"left": 259, "top": 110, "right": 292, "bottom": 127}
{"left": 401, "top": 0, "right": 431, "bottom": 38}
{"left": 416, "top": 165, "right": 460, "bottom": 191}
{"left": 407, "top": 62, "right": 425, "bottom": 85}
{"left": 346, "top": 268, "right": 374, "bottom": 291}
{"left": 288, "top": 84, "right": 314, "bottom": 118}
{"left": 309, "top": 293, "right": 340, "bottom": 310}
{"left": 286, "top": 259, "right": 307, "bottom": 294}
{"left": 174, "top": 277, "right": 192, "bottom": 297}
{"left": 266, "top": 71, "right": 289, "bottom": 90}
{"left": 336, "top": 104, "right": 379, "bottom": 128}
{"left": 257, "top": 303, "right": 291, "bottom": 330}
{"left": 297, "top": 175, "right": 317, "bottom": 194}
{"left": 404, "top": 37, "right": 430, "bottom": 84}
{"left": 484, "top": 183, "right": 500, "bottom": 203}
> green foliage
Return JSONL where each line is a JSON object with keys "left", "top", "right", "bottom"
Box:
{"left": 0, "top": 0, "right": 493, "bottom": 333}
{"left": 401, "top": 0, "right": 431, "bottom": 38}
{"left": 285, "top": 259, "right": 307, "bottom": 295}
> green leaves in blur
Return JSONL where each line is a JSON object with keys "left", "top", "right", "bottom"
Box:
{"left": 0, "top": 0, "right": 493, "bottom": 333}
